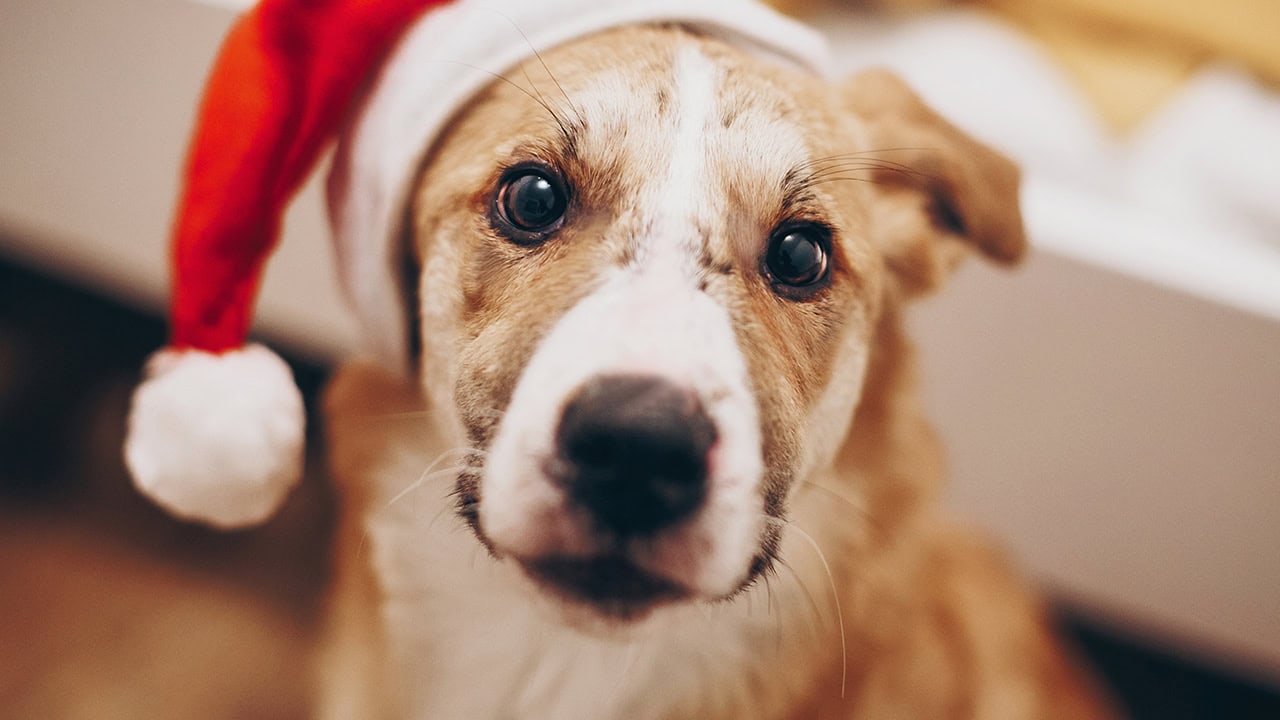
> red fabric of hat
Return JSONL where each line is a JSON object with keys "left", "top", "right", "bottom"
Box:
{"left": 126, "top": 0, "right": 451, "bottom": 528}
{"left": 175, "top": 0, "right": 449, "bottom": 351}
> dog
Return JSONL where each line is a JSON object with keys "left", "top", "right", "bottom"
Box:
{"left": 314, "top": 21, "right": 1118, "bottom": 720}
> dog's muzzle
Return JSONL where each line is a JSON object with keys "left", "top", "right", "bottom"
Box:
{"left": 549, "top": 374, "right": 717, "bottom": 537}
{"left": 515, "top": 373, "right": 719, "bottom": 613}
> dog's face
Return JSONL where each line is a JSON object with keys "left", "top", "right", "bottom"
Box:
{"left": 408, "top": 26, "right": 1022, "bottom": 621}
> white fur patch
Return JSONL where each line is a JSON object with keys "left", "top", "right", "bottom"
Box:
{"left": 646, "top": 45, "right": 717, "bottom": 267}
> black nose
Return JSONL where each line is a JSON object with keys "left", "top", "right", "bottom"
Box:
{"left": 554, "top": 375, "right": 717, "bottom": 536}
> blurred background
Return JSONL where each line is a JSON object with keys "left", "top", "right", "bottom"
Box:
{"left": 1, "top": 0, "right": 1278, "bottom": 717}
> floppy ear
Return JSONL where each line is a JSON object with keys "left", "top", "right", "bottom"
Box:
{"left": 842, "top": 69, "right": 1026, "bottom": 297}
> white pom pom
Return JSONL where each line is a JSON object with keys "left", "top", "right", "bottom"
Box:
{"left": 124, "top": 344, "right": 305, "bottom": 529}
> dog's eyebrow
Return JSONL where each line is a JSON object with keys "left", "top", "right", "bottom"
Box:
{"left": 505, "top": 114, "right": 584, "bottom": 172}
{"left": 779, "top": 167, "right": 821, "bottom": 217}
{"left": 556, "top": 114, "right": 586, "bottom": 163}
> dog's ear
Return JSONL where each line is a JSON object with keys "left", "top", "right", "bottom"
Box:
{"left": 841, "top": 69, "right": 1026, "bottom": 297}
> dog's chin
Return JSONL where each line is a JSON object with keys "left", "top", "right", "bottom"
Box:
{"left": 511, "top": 550, "right": 778, "bottom": 633}
{"left": 519, "top": 555, "right": 691, "bottom": 624}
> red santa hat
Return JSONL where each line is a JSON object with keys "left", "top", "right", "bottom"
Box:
{"left": 124, "top": 0, "right": 829, "bottom": 528}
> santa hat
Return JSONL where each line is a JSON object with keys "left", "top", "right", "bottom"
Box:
{"left": 124, "top": 0, "right": 829, "bottom": 529}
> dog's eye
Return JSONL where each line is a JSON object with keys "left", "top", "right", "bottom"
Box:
{"left": 495, "top": 167, "right": 567, "bottom": 239}
{"left": 764, "top": 225, "right": 830, "bottom": 289}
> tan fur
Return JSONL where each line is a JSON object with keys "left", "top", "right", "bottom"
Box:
{"left": 318, "top": 25, "right": 1118, "bottom": 719}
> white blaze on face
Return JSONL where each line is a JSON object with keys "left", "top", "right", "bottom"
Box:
{"left": 643, "top": 44, "right": 715, "bottom": 269}
{"left": 480, "top": 46, "right": 766, "bottom": 598}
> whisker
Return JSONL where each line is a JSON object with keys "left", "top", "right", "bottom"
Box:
{"left": 426, "top": 497, "right": 456, "bottom": 531}
{"left": 428, "top": 59, "right": 573, "bottom": 140}
{"left": 856, "top": 146, "right": 933, "bottom": 153}
{"left": 518, "top": 63, "right": 556, "bottom": 124}
{"left": 803, "top": 157, "right": 924, "bottom": 173}
{"left": 480, "top": 7, "right": 580, "bottom": 120}
{"left": 804, "top": 163, "right": 931, "bottom": 182}
{"left": 764, "top": 515, "right": 849, "bottom": 698}
{"left": 762, "top": 571, "right": 784, "bottom": 655}
{"left": 801, "top": 175, "right": 892, "bottom": 189}
{"left": 793, "top": 152, "right": 942, "bottom": 190}
{"left": 801, "top": 161, "right": 931, "bottom": 181}
{"left": 694, "top": 601, "right": 717, "bottom": 631}
{"left": 797, "top": 147, "right": 936, "bottom": 168}
{"left": 385, "top": 463, "right": 476, "bottom": 511}
{"left": 440, "top": 498, "right": 481, "bottom": 532}
{"left": 799, "top": 480, "right": 875, "bottom": 526}
{"left": 356, "top": 528, "right": 370, "bottom": 562}
{"left": 468, "top": 407, "right": 507, "bottom": 421}
{"left": 774, "top": 555, "right": 823, "bottom": 635}
{"left": 788, "top": 160, "right": 940, "bottom": 196}
{"left": 798, "top": 479, "right": 890, "bottom": 535}
{"left": 384, "top": 446, "right": 486, "bottom": 509}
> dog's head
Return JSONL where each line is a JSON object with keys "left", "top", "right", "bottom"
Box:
{"left": 405, "top": 26, "right": 1023, "bottom": 621}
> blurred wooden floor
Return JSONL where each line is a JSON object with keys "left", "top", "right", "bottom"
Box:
{"left": 0, "top": 516, "right": 312, "bottom": 719}
{"left": 0, "top": 256, "right": 332, "bottom": 719}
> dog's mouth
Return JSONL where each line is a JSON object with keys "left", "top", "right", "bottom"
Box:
{"left": 520, "top": 555, "right": 691, "bottom": 620}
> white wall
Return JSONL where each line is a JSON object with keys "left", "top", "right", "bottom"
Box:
{"left": 913, "top": 254, "right": 1280, "bottom": 682}
{"left": 0, "top": 0, "right": 357, "bottom": 360}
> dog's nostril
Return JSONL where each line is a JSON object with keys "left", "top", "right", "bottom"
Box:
{"left": 555, "top": 375, "right": 717, "bottom": 536}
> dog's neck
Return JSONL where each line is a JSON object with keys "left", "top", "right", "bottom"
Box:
{"left": 330, "top": 308, "right": 938, "bottom": 720}
{"left": 837, "top": 306, "right": 945, "bottom": 537}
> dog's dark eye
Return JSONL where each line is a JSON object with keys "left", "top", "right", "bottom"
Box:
{"left": 495, "top": 167, "right": 567, "bottom": 239}
{"left": 764, "top": 225, "right": 830, "bottom": 289}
